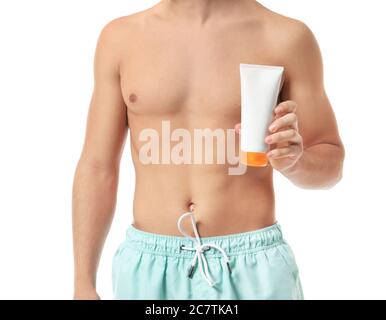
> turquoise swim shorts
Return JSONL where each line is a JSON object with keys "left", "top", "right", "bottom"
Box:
{"left": 112, "top": 212, "right": 303, "bottom": 300}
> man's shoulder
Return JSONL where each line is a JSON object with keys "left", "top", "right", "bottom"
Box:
{"left": 255, "top": 8, "right": 322, "bottom": 78}
{"left": 244, "top": 6, "right": 318, "bottom": 66}
{"left": 99, "top": 11, "right": 145, "bottom": 39}
{"left": 259, "top": 8, "right": 314, "bottom": 47}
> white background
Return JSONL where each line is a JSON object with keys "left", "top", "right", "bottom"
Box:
{"left": 0, "top": 0, "right": 385, "bottom": 300}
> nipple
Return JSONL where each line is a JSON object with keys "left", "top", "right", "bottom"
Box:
{"left": 129, "top": 93, "right": 137, "bottom": 103}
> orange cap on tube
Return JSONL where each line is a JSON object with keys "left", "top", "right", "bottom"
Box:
{"left": 240, "top": 151, "right": 269, "bottom": 167}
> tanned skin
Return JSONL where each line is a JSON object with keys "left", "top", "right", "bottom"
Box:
{"left": 72, "top": 0, "right": 345, "bottom": 299}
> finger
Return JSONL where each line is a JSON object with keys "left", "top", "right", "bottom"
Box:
{"left": 234, "top": 123, "right": 241, "bottom": 134}
{"left": 267, "top": 146, "right": 298, "bottom": 159}
{"left": 269, "top": 113, "right": 298, "bottom": 133}
{"left": 265, "top": 129, "right": 302, "bottom": 145}
{"left": 274, "top": 100, "right": 297, "bottom": 115}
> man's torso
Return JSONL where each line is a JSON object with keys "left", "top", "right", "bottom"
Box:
{"left": 113, "top": 2, "right": 296, "bottom": 235}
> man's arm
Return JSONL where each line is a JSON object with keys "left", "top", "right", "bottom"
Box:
{"left": 275, "top": 22, "right": 345, "bottom": 189}
{"left": 72, "top": 21, "right": 128, "bottom": 299}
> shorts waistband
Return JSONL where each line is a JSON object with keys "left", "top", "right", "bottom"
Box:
{"left": 124, "top": 222, "right": 284, "bottom": 258}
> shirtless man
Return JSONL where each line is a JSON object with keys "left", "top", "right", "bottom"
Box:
{"left": 72, "top": 0, "right": 345, "bottom": 300}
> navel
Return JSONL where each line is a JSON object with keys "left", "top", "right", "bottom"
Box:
{"left": 188, "top": 202, "right": 196, "bottom": 212}
{"left": 129, "top": 93, "right": 138, "bottom": 103}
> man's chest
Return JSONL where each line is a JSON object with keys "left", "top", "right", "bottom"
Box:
{"left": 119, "top": 27, "right": 281, "bottom": 120}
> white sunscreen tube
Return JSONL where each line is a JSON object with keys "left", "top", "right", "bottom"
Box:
{"left": 240, "top": 64, "right": 284, "bottom": 167}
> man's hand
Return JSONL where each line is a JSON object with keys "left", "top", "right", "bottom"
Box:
{"left": 264, "top": 100, "right": 303, "bottom": 172}
{"left": 235, "top": 100, "right": 303, "bottom": 172}
{"left": 73, "top": 289, "right": 101, "bottom": 300}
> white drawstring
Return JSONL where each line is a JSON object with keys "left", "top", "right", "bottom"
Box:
{"left": 177, "top": 211, "right": 232, "bottom": 287}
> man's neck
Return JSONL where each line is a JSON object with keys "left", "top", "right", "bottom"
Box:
{"left": 160, "top": 0, "right": 256, "bottom": 25}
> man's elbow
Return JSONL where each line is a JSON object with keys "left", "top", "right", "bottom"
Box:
{"left": 322, "top": 144, "right": 345, "bottom": 190}
{"left": 74, "top": 156, "right": 120, "bottom": 185}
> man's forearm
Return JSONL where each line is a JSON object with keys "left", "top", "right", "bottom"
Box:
{"left": 72, "top": 159, "right": 119, "bottom": 295}
{"left": 280, "top": 143, "right": 345, "bottom": 189}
